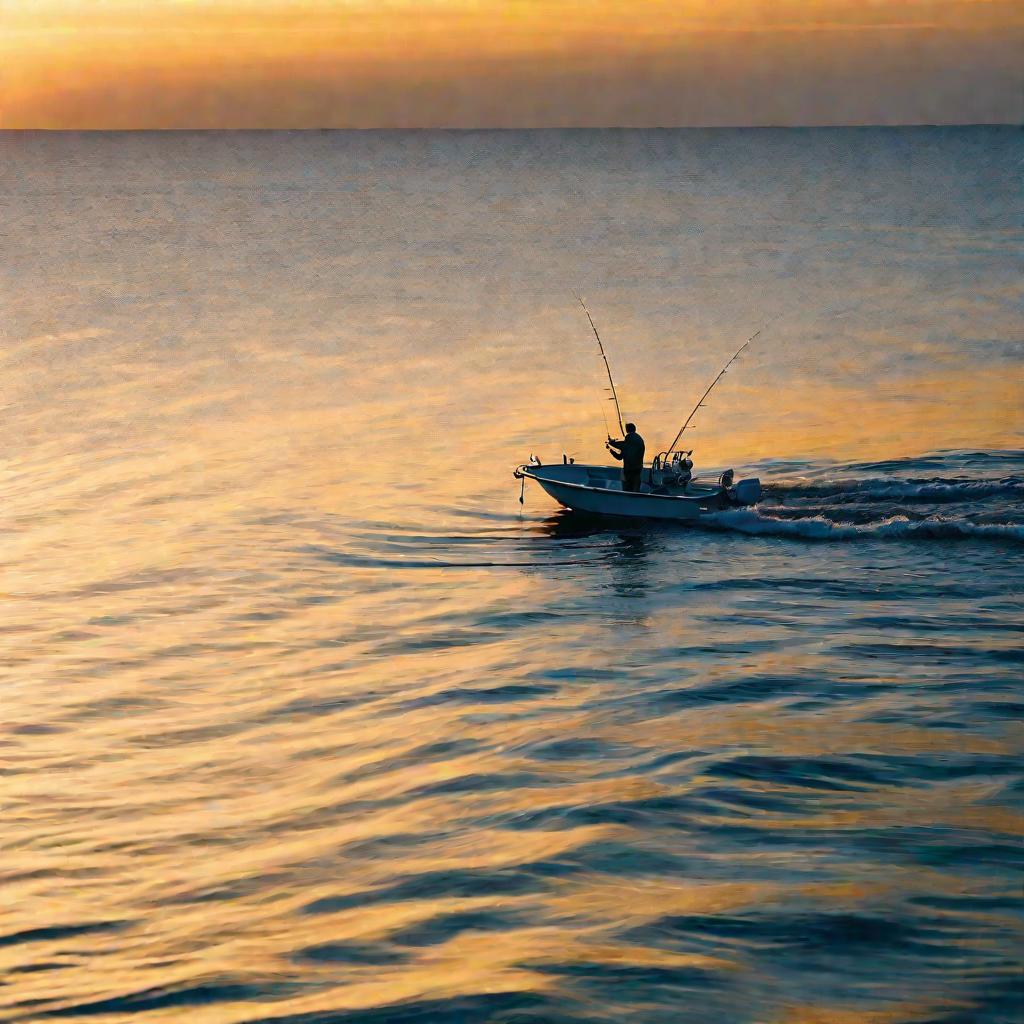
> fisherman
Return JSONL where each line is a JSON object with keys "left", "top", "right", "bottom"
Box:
{"left": 607, "top": 423, "right": 645, "bottom": 492}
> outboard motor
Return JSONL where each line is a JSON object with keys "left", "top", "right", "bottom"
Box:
{"left": 719, "top": 468, "right": 735, "bottom": 489}
{"left": 676, "top": 456, "right": 693, "bottom": 487}
{"left": 729, "top": 478, "right": 762, "bottom": 505}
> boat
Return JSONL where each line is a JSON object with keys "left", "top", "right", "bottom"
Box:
{"left": 515, "top": 452, "right": 762, "bottom": 522}
{"left": 518, "top": 295, "right": 766, "bottom": 522}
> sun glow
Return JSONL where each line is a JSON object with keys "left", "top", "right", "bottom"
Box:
{"left": 1, "top": 1, "right": 1021, "bottom": 127}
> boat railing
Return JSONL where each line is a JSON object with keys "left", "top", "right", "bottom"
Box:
{"left": 651, "top": 450, "right": 692, "bottom": 471}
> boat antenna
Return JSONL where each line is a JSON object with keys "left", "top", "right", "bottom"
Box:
{"left": 574, "top": 292, "right": 625, "bottom": 437}
{"left": 665, "top": 326, "right": 764, "bottom": 454}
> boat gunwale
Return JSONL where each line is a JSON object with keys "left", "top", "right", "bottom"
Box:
{"left": 515, "top": 465, "right": 721, "bottom": 504}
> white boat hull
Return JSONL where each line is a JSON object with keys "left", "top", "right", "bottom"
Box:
{"left": 515, "top": 462, "right": 754, "bottom": 522}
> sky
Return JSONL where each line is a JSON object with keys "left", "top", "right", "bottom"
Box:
{"left": 2, "top": 0, "right": 1022, "bottom": 129}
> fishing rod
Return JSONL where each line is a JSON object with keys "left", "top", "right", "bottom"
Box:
{"left": 665, "top": 326, "right": 764, "bottom": 454}
{"left": 574, "top": 292, "right": 625, "bottom": 438}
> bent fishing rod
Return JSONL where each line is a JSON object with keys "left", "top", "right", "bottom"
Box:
{"left": 664, "top": 326, "right": 765, "bottom": 455}
{"left": 574, "top": 292, "right": 625, "bottom": 438}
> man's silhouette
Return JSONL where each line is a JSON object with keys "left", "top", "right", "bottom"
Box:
{"left": 607, "top": 423, "right": 645, "bottom": 492}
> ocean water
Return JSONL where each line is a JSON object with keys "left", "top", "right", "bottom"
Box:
{"left": 2, "top": 128, "right": 1023, "bottom": 1023}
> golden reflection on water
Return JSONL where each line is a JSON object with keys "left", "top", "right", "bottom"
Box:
{"left": 4, "top": 130, "right": 1023, "bottom": 1021}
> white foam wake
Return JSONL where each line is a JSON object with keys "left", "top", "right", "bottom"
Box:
{"left": 704, "top": 509, "right": 1024, "bottom": 543}
{"left": 771, "top": 477, "right": 1024, "bottom": 503}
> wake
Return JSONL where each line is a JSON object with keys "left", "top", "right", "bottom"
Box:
{"left": 703, "top": 453, "right": 1024, "bottom": 542}
{"left": 767, "top": 477, "right": 1024, "bottom": 504}
{"left": 705, "top": 508, "right": 1024, "bottom": 543}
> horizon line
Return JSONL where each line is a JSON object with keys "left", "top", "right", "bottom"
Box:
{"left": 2, "top": 121, "right": 1020, "bottom": 133}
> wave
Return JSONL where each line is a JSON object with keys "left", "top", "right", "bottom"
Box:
{"left": 839, "top": 450, "right": 1024, "bottom": 474}
{"left": 768, "top": 477, "right": 1024, "bottom": 504}
{"left": 705, "top": 509, "right": 1024, "bottom": 543}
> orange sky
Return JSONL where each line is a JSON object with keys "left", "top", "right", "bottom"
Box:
{"left": 2, "top": 0, "right": 1022, "bottom": 128}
